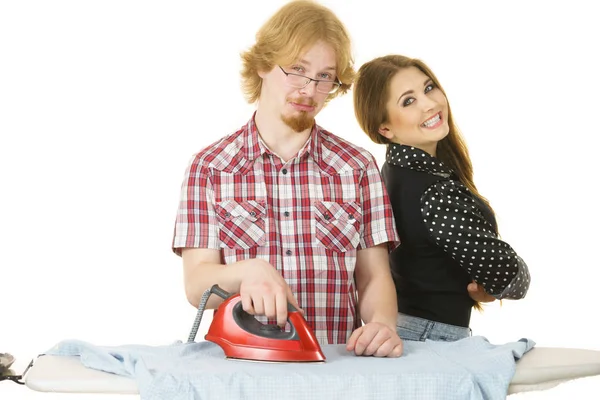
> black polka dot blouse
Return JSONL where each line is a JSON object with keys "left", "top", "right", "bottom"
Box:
{"left": 381, "top": 144, "right": 531, "bottom": 326}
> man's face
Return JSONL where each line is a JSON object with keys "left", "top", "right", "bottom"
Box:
{"left": 259, "top": 40, "right": 337, "bottom": 132}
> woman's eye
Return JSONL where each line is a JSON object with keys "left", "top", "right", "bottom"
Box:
{"left": 425, "top": 84, "right": 435, "bottom": 93}
{"left": 403, "top": 98, "right": 415, "bottom": 107}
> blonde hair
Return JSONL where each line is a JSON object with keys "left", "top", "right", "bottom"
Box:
{"left": 354, "top": 55, "right": 498, "bottom": 312}
{"left": 240, "top": 0, "right": 355, "bottom": 104}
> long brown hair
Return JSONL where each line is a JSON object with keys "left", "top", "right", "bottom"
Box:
{"left": 240, "top": 0, "right": 355, "bottom": 104}
{"left": 354, "top": 55, "right": 497, "bottom": 311}
{"left": 354, "top": 54, "right": 497, "bottom": 231}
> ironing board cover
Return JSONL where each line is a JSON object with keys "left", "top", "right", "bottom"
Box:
{"left": 37, "top": 336, "right": 535, "bottom": 400}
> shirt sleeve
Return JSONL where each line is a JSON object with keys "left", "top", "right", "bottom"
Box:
{"left": 171, "top": 154, "right": 221, "bottom": 255}
{"left": 358, "top": 157, "right": 401, "bottom": 250}
{"left": 420, "top": 180, "right": 530, "bottom": 299}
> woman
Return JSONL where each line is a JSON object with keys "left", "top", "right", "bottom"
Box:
{"left": 353, "top": 55, "right": 531, "bottom": 342}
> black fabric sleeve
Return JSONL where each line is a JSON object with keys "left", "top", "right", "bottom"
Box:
{"left": 420, "top": 180, "right": 530, "bottom": 299}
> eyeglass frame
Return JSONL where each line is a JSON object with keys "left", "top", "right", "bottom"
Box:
{"left": 277, "top": 65, "right": 342, "bottom": 94}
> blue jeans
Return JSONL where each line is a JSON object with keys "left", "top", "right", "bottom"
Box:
{"left": 396, "top": 312, "right": 471, "bottom": 342}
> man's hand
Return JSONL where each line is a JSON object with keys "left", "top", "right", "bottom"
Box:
{"left": 467, "top": 281, "right": 496, "bottom": 303}
{"left": 346, "top": 322, "right": 403, "bottom": 358}
{"left": 239, "top": 259, "right": 303, "bottom": 327}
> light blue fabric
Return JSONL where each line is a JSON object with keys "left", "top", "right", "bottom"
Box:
{"left": 43, "top": 336, "right": 535, "bottom": 400}
{"left": 397, "top": 312, "right": 472, "bottom": 342}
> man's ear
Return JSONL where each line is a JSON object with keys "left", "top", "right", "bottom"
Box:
{"left": 378, "top": 125, "right": 394, "bottom": 140}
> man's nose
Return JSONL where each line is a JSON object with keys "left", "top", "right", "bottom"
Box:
{"left": 298, "top": 79, "right": 317, "bottom": 96}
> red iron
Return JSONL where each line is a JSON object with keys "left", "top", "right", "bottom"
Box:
{"left": 201, "top": 285, "right": 325, "bottom": 363}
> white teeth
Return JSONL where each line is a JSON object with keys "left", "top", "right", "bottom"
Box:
{"left": 422, "top": 114, "right": 440, "bottom": 127}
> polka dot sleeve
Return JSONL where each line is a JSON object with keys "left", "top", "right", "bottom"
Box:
{"left": 420, "top": 180, "right": 531, "bottom": 300}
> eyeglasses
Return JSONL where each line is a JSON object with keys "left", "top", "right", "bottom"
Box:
{"left": 278, "top": 66, "right": 341, "bottom": 94}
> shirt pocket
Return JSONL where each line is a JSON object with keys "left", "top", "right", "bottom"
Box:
{"left": 315, "top": 201, "right": 362, "bottom": 252}
{"left": 215, "top": 200, "right": 266, "bottom": 249}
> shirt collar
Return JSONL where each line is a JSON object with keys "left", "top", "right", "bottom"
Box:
{"left": 243, "top": 111, "right": 321, "bottom": 163}
{"left": 385, "top": 143, "right": 453, "bottom": 178}
{"left": 242, "top": 112, "right": 267, "bottom": 161}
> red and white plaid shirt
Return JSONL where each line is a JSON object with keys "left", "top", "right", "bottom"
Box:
{"left": 172, "top": 114, "right": 399, "bottom": 344}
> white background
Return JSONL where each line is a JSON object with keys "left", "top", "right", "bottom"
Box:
{"left": 1, "top": 0, "right": 599, "bottom": 398}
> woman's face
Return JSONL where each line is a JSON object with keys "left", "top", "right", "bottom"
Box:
{"left": 379, "top": 66, "right": 449, "bottom": 155}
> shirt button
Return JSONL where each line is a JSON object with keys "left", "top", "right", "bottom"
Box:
{"left": 282, "top": 168, "right": 288, "bottom": 175}
{"left": 224, "top": 212, "right": 231, "bottom": 217}
{"left": 324, "top": 214, "right": 331, "bottom": 220}
{"left": 284, "top": 211, "right": 290, "bottom": 217}
{"left": 249, "top": 211, "right": 256, "bottom": 217}
{"left": 285, "top": 250, "right": 292, "bottom": 256}
{"left": 348, "top": 214, "right": 354, "bottom": 220}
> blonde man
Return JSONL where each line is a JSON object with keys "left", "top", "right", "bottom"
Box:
{"left": 172, "top": 0, "right": 403, "bottom": 357}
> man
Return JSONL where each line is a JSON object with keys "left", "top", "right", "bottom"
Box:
{"left": 172, "top": 0, "right": 403, "bottom": 357}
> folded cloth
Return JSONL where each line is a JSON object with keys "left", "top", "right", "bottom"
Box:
{"left": 44, "top": 336, "right": 535, "bottom": 400}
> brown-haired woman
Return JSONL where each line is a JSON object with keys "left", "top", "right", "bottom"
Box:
{"left": 353, "top": 54, "right": 531, "bottom": 342}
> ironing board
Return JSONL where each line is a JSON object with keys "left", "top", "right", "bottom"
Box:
{"left": 22, "top": 345, "right": 600, "bottom": 397}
